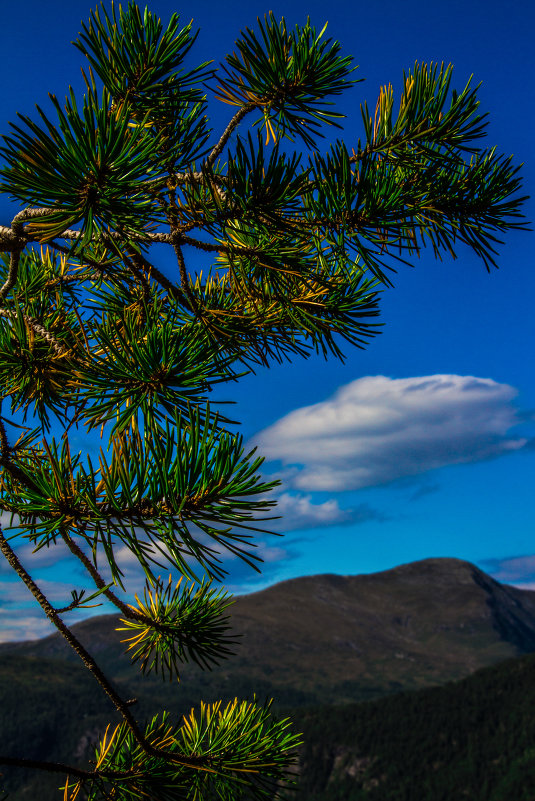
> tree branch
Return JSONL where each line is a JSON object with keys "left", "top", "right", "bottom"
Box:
{"left": 59, "top": 530, "right": 150, "bottom": 624}
{"left": 0, "top": 247, "right": 23, "bottom": 303}
{"left": 142, "top": 170, "right": 228, "bottom": 193}
{"left": 11, "top": 207, "right": 54, "bottom": 234}
{"left": 0, "top": 755, "right": 95, "bottom": 780}
{"left": 0, "top": 225, "right": 23, "bottom": 253}
{"left": 0, "top": 308, "right": 71, "bottom": 357}
{"left": 206, "top": 102, "right": 258, "bottom": 167}
{"left": 173, "top": 236, "right": 200, "bottom": 316}
{"left": 0, "top": 524, "right": 213, "bottom": 769}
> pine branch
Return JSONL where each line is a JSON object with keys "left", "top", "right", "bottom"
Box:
{"left": 60, "top": 529, "right": 151, "bottom": 624}
{"left": 0, "top": 525, "right": 148, "bottom": 745}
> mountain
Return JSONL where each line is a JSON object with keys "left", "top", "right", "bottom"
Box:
{"left": 2, "top": 556, "right": 535, "bottom": 703}
{"left": 2, "top": 557, "right": 535, "bottom": 799}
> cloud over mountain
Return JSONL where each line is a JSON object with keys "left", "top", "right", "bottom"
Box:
{"left": 481, "top": 554, "right": 535, "bottom": 590}
{"left": 251, "top": 375, "right": 528, "bottom": 491}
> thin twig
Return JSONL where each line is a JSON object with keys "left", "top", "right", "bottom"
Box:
{"left": 174, "top": 236, "right": 200, "bottom": 316}
{"left": 121, "top": 251, "right": 152, "bottom": 310}
{"left": 0, "top": 522, "right": 226, "bottom": 771}
{"left": 0, "top": 755, "right": 95, "bottom": 780}
{"left": 0, "top": 754, "right": 143, "bottom": 781}
{"left": 0, "top": 454, "right": 42, "bottom": 497}
{"left": 60, "top": 531, "right": 149, "bottom": 624}
{"left": 139, "top": 262, "right": 190, "bottom": 306}
{"left": 142, "top": 170, "right": 227, "bottom": 192}
{"left": 206, "top": 102, "right": 258, "bottom": 167}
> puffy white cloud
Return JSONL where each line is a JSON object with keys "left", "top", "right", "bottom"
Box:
{"left": 260, "top": 492, "right": 387, "bottom": 532}
{"left": 250, "top": 375, "right": 528, "bottom": 491}
{"left": 268, "top": 492, "right": 351, "bottom": 530}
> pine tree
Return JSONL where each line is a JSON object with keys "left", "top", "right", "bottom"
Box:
{"left": 0, "top": 3, "right": 527, "bottom": 799}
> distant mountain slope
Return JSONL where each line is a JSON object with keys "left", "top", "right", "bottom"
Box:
{"left": 2, "top": 557, "right": 535, "bottom": 702}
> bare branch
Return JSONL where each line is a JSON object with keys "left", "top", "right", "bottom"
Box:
{"left": 0, "top": 225, "right": 23, "bottom": 252}
{"left": 206, "top": 102, "right": 258, "bottom": 167}
{"left": 60, "top": 531, "right": 149, "bottom": 624}
{"left": 0, "top": 755, "right": 95, "bottom": 780}
{"left": 11, "top": 207, "right": 57, "bottom": 238}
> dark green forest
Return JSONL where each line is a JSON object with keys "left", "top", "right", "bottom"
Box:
{"left": 2, "top": 651, "right": 535, "bottom": 800}
{"left": 290, "top": 652, "right": 535, "bottom": 800}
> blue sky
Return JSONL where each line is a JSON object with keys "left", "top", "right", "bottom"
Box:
{"left": 0, "top": 0, "right": 534, "bottom": 641}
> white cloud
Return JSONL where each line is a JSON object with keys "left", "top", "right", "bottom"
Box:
{"left": 481, "top": 555, "right": 535, "bottom": 588}
{"left": 250, "top": 375, "right": 528, "bottom": 491}
{"left": 0, "top": 608, "right": 56, "bottom": 643}
{"left": 257, "top": 491, "right": 388, "bottom": 532}
{"left": 268, "top": 492, "right": 351, "bottom": 530}
{"left": 0, "top": 537, "right": 73, "bottom": 573}
{"left": 0, "top": 524, "right": 297, "bottom": 644}
{"left": 0, "top": 576, "right": 105, "bottom": 642}
{"left": 0, "top": 576, "right": 91, "bottom": 608}
{"left": 72, "top": 537, "right": 299, "bottom": 605}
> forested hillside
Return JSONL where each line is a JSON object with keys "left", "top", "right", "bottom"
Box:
{"left": 2, "top": 651, "right": 535, "bottom": 799}
{"left": 289, "top": 652, "right": 535, "bottom": 800}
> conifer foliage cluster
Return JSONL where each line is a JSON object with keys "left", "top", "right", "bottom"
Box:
{"left": 0, "top": 2, "right": 527, "bottom": 799}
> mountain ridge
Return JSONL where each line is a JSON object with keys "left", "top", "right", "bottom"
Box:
{"left": 2, "top": 556, "right": 535, "bottom": 702}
